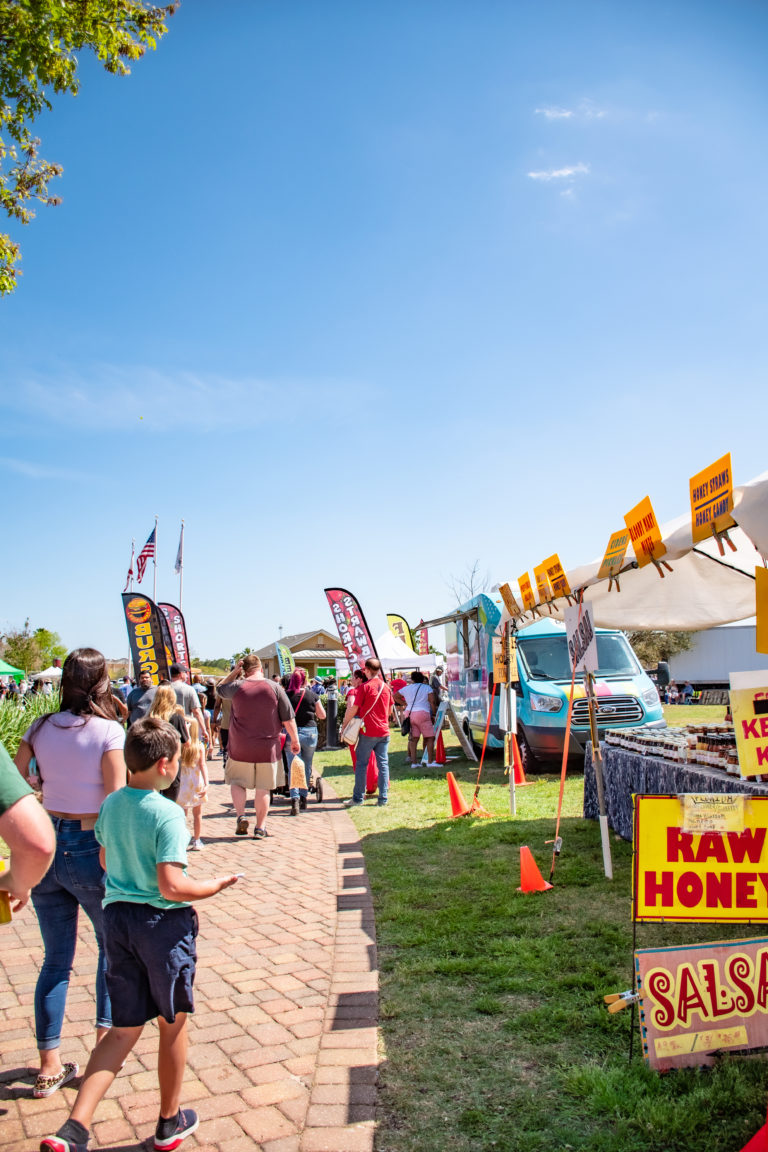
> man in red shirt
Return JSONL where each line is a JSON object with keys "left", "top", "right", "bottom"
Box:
{"left": 216, "top": 655, "right": 300, "bottom": 838}
{"left": 342, "top": 658, "right": 394, "bottom": 807}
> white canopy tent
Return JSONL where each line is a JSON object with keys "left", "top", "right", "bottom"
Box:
{"left": 30, "top": 666, "right": 63, "bottom": 681}
{"left": 503, "top": 470, "right": 768, "bottom": 633}
{"left": 375, "top": 630, "right": 438, "bottom": 671}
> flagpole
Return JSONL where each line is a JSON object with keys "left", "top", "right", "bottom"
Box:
{"left": 126, "top": 538, "right": 135, "bottom": 679}
{"left": 178, "top": 520, "right": 184, "bottom": 610}
{"left": 153, "top": 515, "right": 158, "bottom": 604}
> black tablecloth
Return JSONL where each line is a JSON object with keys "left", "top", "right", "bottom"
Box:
{"left": 583, "top": 743, "right": 768, "bottom": 841}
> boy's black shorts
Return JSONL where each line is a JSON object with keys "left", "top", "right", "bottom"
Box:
{"left": 104, "top": 902, "right": 198, "bottom": 1026}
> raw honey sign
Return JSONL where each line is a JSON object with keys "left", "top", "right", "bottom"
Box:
{"left": 730, "top": 670, "right": 768, "bottom": 778}
{"left": 635, "top": 935, "right": 768, "bottom": 1071}
{"left": 624, "top": 496, "right": 667, "bottom": 568}
{"left": 689, "top": 452, "right": 736, "bottom": 544}
{"left": 633, "top": 794, "right": 768, "bottom": 923}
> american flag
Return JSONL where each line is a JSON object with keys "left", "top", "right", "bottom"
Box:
{"left": 136, "top": 528, "right": 156, "bottom": 584}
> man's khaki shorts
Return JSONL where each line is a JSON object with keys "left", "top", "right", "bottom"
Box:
{"left": 224, "top": 758, "right": 279, "bottom": 791}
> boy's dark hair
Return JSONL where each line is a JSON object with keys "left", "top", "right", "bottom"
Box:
{"left": 125, "top": 716, "right": 180, "bottom": 774}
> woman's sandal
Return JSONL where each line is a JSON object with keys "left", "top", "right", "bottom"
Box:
{"left": 33, "top": 1062, "right": 79, "bottom": 1098}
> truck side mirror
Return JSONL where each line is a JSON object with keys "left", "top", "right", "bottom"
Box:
{"left": 657, "top": 661, "right": 670, "bottom": 688}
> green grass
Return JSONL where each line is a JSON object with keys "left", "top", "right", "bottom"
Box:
{"left": 663, "top": 703, "right": 729, "bottom": 726}
{"left": 313, "top": 727, "right": 768, "bottom": 1152}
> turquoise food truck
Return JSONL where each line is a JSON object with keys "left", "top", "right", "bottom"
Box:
{"left": 433, "top": 593, "right": 665, "bottom": 770}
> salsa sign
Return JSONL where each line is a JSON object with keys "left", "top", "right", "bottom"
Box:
{"left": 636, "top": 936, "right": 768, "bottom": 1070}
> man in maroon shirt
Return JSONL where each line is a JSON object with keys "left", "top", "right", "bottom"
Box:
{"left": 217, "top": 655, "right": 300, "bottom": 838}
{"left": 342, "top": 658, "right": 394, "bottom": 807}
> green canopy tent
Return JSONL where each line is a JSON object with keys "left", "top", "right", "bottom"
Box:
{"left": 0, "top": 658, "right": 25, "bottom": 683}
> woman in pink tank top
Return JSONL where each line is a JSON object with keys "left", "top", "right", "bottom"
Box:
{"left": 14, "top": 649, "right": 126, "bottom": 1099}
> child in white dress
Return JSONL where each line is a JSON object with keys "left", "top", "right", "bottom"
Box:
{"left": 176, "top": 719, "right": 208, "bottom": 850}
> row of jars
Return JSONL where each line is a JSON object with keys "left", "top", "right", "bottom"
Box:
{"left": 604, "top": 723, "right": 746, "bottom": 777}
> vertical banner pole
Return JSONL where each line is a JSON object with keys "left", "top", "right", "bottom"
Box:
{"left": 153, "top": 514, "right": 158, "bottom": 605}
{"left": 506, "top": 622, "right": 516, "bottom": 816}
{"left": 586, "top": 670, "right": 613, "bottom": 880}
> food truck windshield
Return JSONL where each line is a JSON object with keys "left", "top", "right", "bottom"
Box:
{"left": 517, "top": 632, "right": 641, "bottom": 682}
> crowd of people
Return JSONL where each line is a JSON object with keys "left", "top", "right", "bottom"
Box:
{"left": 0, "top": 647, "right": 446, "bottom": 1152}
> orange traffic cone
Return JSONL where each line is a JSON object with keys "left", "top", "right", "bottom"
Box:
{"left": 435, "top": 730, "right": 446, "bottom": 765}
{"left": 511, "top": 735, "right": 534, "bottom": 786}
{"left": 518, "top": 846, "right": 553, "bottom": 892}
{"left": 447, "top": 772, "right": 470, "bottom": 817}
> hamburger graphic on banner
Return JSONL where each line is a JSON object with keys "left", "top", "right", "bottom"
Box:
{"left": 122, "top": 593, "right": 170, "bottom": 685}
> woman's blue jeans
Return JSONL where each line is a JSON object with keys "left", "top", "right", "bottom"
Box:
{"left": 288, "top": 726, "right": 318, "bottom": 798}
{"left": 31, "top": 818, "right": 111, "bottom": 1049}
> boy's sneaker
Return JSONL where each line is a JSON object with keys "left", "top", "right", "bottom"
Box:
{"left": 235, "top": 817, "right": 249, "bottom": 836}
{"left": 154, "top": 1108, "right": 199, "bottom": 1151}
{"left": 40, "top": 1138, "right": 88, "bottom": 1152}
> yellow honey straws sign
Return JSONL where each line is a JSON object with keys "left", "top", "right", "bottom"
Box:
{"left": 598, "top": 529, "right": 630, "bottom": 581}
{"left": 543, "top": 554, "right": 571, "bottom": 599}
{"left": 689, "top": 452, "right": 736, "bottom": 544}
{"left": 624, "top": 496, "right": 667, "bottom": 567}
{"left": 518, "top": 573, "right": 536, "bottom": 613}
{"left": 632, "top": 795, "right": 768, "bottom": 923}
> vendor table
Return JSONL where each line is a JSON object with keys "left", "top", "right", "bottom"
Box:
{"left": 583, "top": 742, "right": 768, "bottom": 842}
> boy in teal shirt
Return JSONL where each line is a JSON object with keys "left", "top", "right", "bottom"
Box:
{"left": 40, "top": 717, "right": 240, "bottom": 1152}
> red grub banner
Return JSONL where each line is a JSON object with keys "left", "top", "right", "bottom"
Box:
{"left": 636, "top": 935, "right": 768, "bottom": 1070}
{"left": 324, "top": 588, "right": 378, "bottom": 672}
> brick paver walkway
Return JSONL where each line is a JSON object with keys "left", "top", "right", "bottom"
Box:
{"left": 0, "top": 759, "right": 378, "bottom": 1152}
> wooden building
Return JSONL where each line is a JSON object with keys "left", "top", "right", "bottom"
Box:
{"left": 255, "top": 630, "right": 344, "bottom": 681}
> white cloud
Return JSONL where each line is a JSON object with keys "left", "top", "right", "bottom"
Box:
{"left": 535, "top": 106, "right": 574, "bottom": 119}
{"left": 527, "top": 162, "right": 590, "bottom": 182}
{"left": 2, "top": 366, "right": 353, "bottom": 431}
{"left": 0, "top": 456, "right": 93, "bottom": 481}
{"left": 534, "top": 100, "right": 607, "bottom": 121}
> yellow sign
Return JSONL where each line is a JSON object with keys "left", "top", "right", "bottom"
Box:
{"left": 633, "top": 794, "right": 768, "bottom": 923}
{"left": 689, "top": 452, "right": 736, "bottom": 544}
{"left": 533, "top": 562, "right": 552, "bottom": 604}
{"left": 598, "top": 529, "right": 630, "bottom": 580}
{"left": 493, "top": 637, "right": 507, "bottom": 684}
{"left": 498, "top": 582, "right": 521, "bottom": 618}
{"left": 730, "top": 670, "right": 768, "bottom": 777}
{"left": 543, "top": 553, "right": 571, "bottom": 598}
{"left": 624, "top": 496, "right": 667, "bottom": 567}
{"left": 654, "top": 1026, "right": 748, "bottom": 1060}
{"left": 518, "top": 573, "right": 536, "bottom": 613}
{"left": 757, "top": 568, "right": 768, "bottom": 656}
{"left": 386, "top": 614, "right": 415, "bottom": 651}
{"left": 681, "top": 794, "right": 746, "bottom": 835}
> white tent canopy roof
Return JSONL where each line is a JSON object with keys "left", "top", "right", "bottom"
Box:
{"left": 503, "top": 470, "right": 768, "bottom": 633}
{"left": 375, "top": 631, "right": 438, "bottom": 671}
{"left": 30, "top": 666, "right": 63, "bottom": 680}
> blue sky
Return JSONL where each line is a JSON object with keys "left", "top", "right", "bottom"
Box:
{"left": 1, "top": 0, "right": 766, "bottom": 661}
